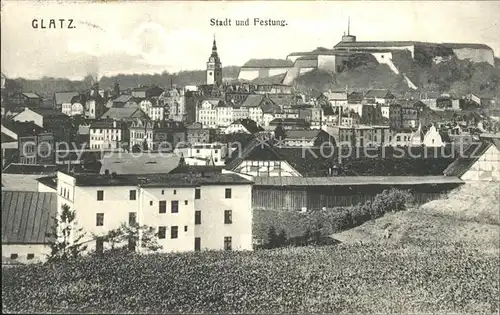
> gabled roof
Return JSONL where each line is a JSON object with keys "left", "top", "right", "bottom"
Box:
{"left": 225, "top": 137, "right": 284, "bottom": 170}
{"left": 54, "top": 92, "right": 79, "bottom": 105}
{"left": 1, "top": 120, "right": 46, "bottom": 137}
{"left": 29, "top": 107, "right": 67, "bottom": 117}
{"left": 112, "top": 95, "right": 134, "bottom": 104}
{"left": 229, "top": 119, "right": 264, "bottom": 134}
{"left": 240, "top": 94, "right": 266, "bottom": 107}
{"left": 284, "top": 130, "right": 323, "bottom": 140}
{"left": 1, "top": 132, "right": 16, "bottom": 143}
{"left": 1, "top": 191, "right": 57, "bottom": 244}
{"left": 365, "top": 89, "right": 395, "bottom": 99}
{"left": 443, "top": 138, "right": 500, "bottom": 177}
{"left": 242, "top": 59, "right": 293, "bottom": 68}
{"left": 100, "top": 107, "right": 148, "bottom": 120}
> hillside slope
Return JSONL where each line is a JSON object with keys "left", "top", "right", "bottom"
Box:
{"left": 332, "top": 182, "right": 500, "bottom": 252}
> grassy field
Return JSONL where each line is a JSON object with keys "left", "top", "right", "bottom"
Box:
{"left": 2, "top": 183, "right": 499, "bottom": 314}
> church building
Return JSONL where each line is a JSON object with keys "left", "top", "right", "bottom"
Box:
{"left": 206, "top": 37, "right": 222, "bottom": 86}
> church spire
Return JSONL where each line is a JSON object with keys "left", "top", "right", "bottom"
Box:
{"left": 212, "top": 35, "right": 217, "bottom": 54}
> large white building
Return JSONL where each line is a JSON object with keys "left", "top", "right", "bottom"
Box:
{"left": 89, "top": 120, "right": 128, "bottom": 150}
{"left": 56, "top": 168, "right": 253, "bottom": 253}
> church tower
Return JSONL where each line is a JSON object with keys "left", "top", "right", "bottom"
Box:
{"left": 206, "top": 36, "right": 222, "bottom": 86}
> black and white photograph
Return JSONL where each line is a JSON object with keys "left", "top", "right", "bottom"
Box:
{"left": 1, "top": 0, "right": 499, "bottom": 313}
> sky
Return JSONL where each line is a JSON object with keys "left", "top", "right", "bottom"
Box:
{"left": 1, "top": 1, "right": 499, "bottom": 80}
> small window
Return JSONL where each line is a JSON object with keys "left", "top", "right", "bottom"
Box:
{"left": 195, "top": 188, "right": 201, "bottom": 199}
{"left": 161, "top": 190, "right": 165, "bottom": 195}
{"left": 184, "top": 225, "right": 188, "bottom": 232}
{"left": 96, "top": 213, "right": 104, "bottom": 226}
{"left": 224, "top": 237, "right": 232, "bottom": 251}
{"left": 27, "top": 253, "right": 35, "bottom": 260}
{"left": 150, "top": 201, "right": 153, "bottom": 206}
{"left": 195, "top": 237, "right": 201, "bottom": 251}
{"left": 196, "top": 149, "right": 200, "bottom": 153}
{"left": 129, "top": 212, "right": 137, "bottom": 225}
{"left": 195, "top": 210, "right": 201, "bottom": 225}
{"left": 171, "top": 226, "right": 178, "bottom": 239}
{"left": 174, "top": 190, "right": 177, "bottom": 195}
{"left": 171, "top": 200, "right": 179, "bottom": 213}
{"left": 158, "top": 226, "right": 166, "bottom": 239}
{"left": 184, "top": 200, "right": 188, "bottom": 205}
{"left": 225, "top": 188, "right": 232, "bottom": 199}
{"left": 10, "top": 253, "right": 18, "bottom": 260}
{"left": 159, "top": 201, "right": 167, "bottom": 213}
{"left": 224, "top": 210, "right": 232, "bottom": 224}
{"left": 129, "top": 190, "right": 136, "bottom": 200}
{"left": 97, "top": 190, "right": 104, "bottom": 201}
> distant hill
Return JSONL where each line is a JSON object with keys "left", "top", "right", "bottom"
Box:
{"left": 3, "top": 66, "right": 240, "bottom": 99}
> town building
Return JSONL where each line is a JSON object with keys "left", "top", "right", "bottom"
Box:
{"left": 85, "top": 83, "right": 107, "bottom": 119}
{"left": 186, "top": 123, "right": 216, "bottom": 144}
{"left": 363, "top": 89, "right": 396, "bottom": 105}
{"left": 131, "top": 86, "right": 164, "bottom": 99}
{"left": 327, "top": 125, "right": 391, "bottom": 147}
{"left": 55, "top": 167, "right": 253, "bottom": 253}
{"left": 160, "top": 88, "right": 186, "bottom": 121}
{"left": 11, "top": 107, "right": 72, "bottom": 142}
{"left": 223, "top": 119, "right": 264, "bottom": 134}
{"left": 12, "top": 92, "right": 43, "bottom": 108}
{"left": 174, "top": 143, "right": 228, "bottom": 166}
{"left": 2, "top": 191, "right": 56, "bottom": 264}
{"left": 100, "top": 107, "right": 149, "bottom": 122}
{"left": 89, "top": 120, "right": 129, "bottom": 150}
{"left": 54, "top": 91, "right": 79, "bottom": 112}
{"left": 129, "top": 119, "right": 186, "bottom": 151}
{"left": 280, "top": 129, "right": 335, "bottom": 147}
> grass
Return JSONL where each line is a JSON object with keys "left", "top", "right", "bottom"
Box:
{"left": 2, "top": 183, "right": 499, "bottom": 314}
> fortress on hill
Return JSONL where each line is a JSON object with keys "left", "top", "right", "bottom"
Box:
{"left": 237, "top": 20, "right": 495, "bottom": 87}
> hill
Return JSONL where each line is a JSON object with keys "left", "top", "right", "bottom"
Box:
{"left": 332, "top": 182, "right": 500, "bottom": 252}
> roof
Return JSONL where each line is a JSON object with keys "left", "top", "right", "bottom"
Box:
{"left": 36, "top": 176, "right": 58, "bottom": 189}
{"left": 242, "top": 59, "right": 293, "bottom": 68}
{"left": 1, "top": 191, "right": 57, "bottom": 244}
{"left": 284, "top": 130, "right": 323, "bottom": 140}
{"left": 90, "top": 120, "right": 128, "bottom": 129}
{"left": 21, "top": 92, "right": 41, "bottom": 99}
{"left": 54, "top": 92, "right": 79, "bottom": 105}
{"left": 1, "top": 174, "right": 48, "bottom": 192}
{"left": 364, "top": 89, "right": 395, "bottom": 99}
{"left": 113, "top": 95, "right": 134, "bottom": 104}
{"left": 443, "top": 139, "right": 500, "bottom": 177}
{"left": 29, "top": 107, "right": 67, "bottom": 117}
{"left": 100, "top": 107, "right": 148, "bottom": 120}
{"left": 100, "top": 153, "right": 180, "bottom": 175}
{"left": 442, "top": 43, "right": 493, "bottom": 50}
{"left": 251, "top": 74, "right": 286, "bottom": 85}
{"left": 2, "top": 163, "right": 60, "bottom": 175}
{"left": 1, "top": 132, "right": 16, "bottom": 143}
{"left": 254, "top": 176, "right": 464, "bottom": 187}
{"left": 225, "top": 137, "right": 283, "bottom": 170}
{"left": 65, "top": 171, "right": 252, "bottom": 187}
{"left": 240, "top": 94, "right": 266, "bottom": 107}
{"left": 229, "top": 119, "right": 264, "bottom": 134}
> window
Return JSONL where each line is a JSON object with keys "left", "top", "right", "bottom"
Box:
{"left": 10, "top": 253, "right": 18, "bottom": 260}
{"left": 159, "top": 201, "right": 167, "bottom": 213}
{"left": 195, "top": 210, "right": 201, "bottom": 225}
{"left": 195, "top": 188, "right": 201, "bottom": 199}
{"left": 27, "top": 253, "right": 35, "bottom": 260}
{"left": 224, "top": 210, "right": 232, "bottom": 224}
{"left": 195, "top": 237, "right": 201, "bottom": 251}
{"left": 158, "top": 226, "right": 166, "bottom": 239}
{"left": 97, "top": 190, "right": 104, "bottom": 201}
{"left": 184, "top": 200, "right": 188, "bottom": 205}
{"left": 129, "top": 190, "right": 137, "bottom": 200}
{"left": 224, "top": 237, "right": 232, "bottom": 251}
{"left": 173, "top": 190, "right": 177, "bottom": 195}
{"left": 129, "top": 212, "right": 137, "bottom": 225}
{"left": 196, "top": 149, "right": 200, "bottom": 153}
{"left": 150, "top": 201, "right": 153, "bottom": 206}
{"left": 161, "top": 190, "right": 165, "bottom": 195}
{"left": 171, "top": 200, "right": 179, "bottom": 213}
{"left": 171, "top": 226, "right": 178, "bottom": 239}
{"left": 184, "top": 225, "right": 188, "bottom": 232}
{"left": 225, "top": 188, "right": 232, "bottom": 199}
{"left": 96, "top": 213, "right": 104, "bottom": 226}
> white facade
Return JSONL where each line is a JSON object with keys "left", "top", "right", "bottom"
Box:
{"left": 423, "top": 125, "right": 445, "bottom": 147}
{"left": 89, "top": 122, "right": 125, "bottom": 150}
{"left": 2, "top": 244, "right": 51, "bottom": 264}
{"left": 55, "top": 172, "right": 253, "bottom": 253}
{"left": 148, "top": 106, "right": 165, "bottom": 121}
{"left": 223, "top": 123, "right": 251, "bottom": 134}
{"left": 174, "top": 143, "right": 228, "bottom": 166}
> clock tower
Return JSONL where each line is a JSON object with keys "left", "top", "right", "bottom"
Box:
{"left": 206, "top": 36, "right": 222, "bottom": 86}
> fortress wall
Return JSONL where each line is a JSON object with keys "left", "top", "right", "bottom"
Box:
{"left": 318, "top": 55, "right": 337, "bottom": 72}
{"left": 238, "top": 68, "right": 262, "bottom": 81}
{"left": 294, "top": 59, "right": 318, "bottom": 68}
{"left": 287, "top": 55, "right": 303, "bottom": 62}
{"left": 299, "top": 67, "right": 315, "bottom": 75}
{"left": 269, "top": 68, "right": 290, "bottom": 76}
{"left": 452, "top": 48, "right": 494, "bottom": 66}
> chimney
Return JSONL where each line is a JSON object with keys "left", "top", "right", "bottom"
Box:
{"left": 113, "top": 120, "right": 117, "bottom": 128}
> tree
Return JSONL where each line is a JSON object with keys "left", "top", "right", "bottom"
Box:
{"left": 102, "top": 222, "right": 162, "bottom": 253}
{"left": 277, "top": 229, "right": 288, "bottom": 247}
{"left": 266, "top": 226, "right": 279, "bottom": 249}
{"left": 131, "top": 144, "right": 141, "bottom": 153}
{"left": 142, "top": 139, "right": 149, "bottom": 152}
{"left": 46, "top": 204, "right": 87, "bottom": 262}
